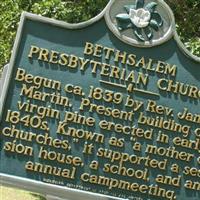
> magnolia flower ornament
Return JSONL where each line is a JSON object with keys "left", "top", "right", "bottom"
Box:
{"left": 116, "top": 0, "right": 163, "bottom": 41}
{"left": 129, "top": 8, "right": 151, "bottom": 28}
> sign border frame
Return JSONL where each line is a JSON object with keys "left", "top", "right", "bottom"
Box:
{"left": 0, "top": 0, "right": 199, "bottom": 199}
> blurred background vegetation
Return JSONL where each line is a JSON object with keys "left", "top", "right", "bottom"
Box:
{"left": 167, "top": 0, "right": 200, "bottom": 57}
{"left": 0, "top": 0, "right": 199, "bottom": 71}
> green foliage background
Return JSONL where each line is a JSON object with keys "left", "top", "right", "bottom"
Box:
{"left": 0, "top": 0, "right": 199, "bottom": 71}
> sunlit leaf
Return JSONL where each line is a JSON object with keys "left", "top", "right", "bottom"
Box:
{"left": 149, "top": 19, "right": 159, "bottom": 31}
{"left": 124, "top": 5, "right": 136, "bottom": 13}
{"left": 151, "top": 12, "right": 163, "bottom": 27}
{"left": 136, "top": 0, "right": 144, "bottom": 9}
{"left": 116, "top": 13, "right": 130, "bottom": 21}
{"left": 145, "top": 2, "right": 157, "bottom": 13}
{"left": 144, "top": 26, "right": 153, "bottom": 40}
{"left": 117, "top": 22, "right": 132, "bottom": 31}
{"left": 134, "top": 27, "right": 145, "bottom": 41}
{"left": 116, "top": 13, "right": 132, "bottom": 30}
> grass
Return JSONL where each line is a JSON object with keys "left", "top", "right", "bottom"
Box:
{"left": 0, "top": 186, "right": 46, "bottom": 200}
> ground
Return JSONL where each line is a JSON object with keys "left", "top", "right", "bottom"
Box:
{"left": 0, "top": 186, "right": 46, "bottom": 200}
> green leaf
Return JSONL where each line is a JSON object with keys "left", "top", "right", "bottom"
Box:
{"left": 149, "top": 19, "right": 159, "bottom": 31}
{"left": 116, "top": 13, "right": 130, "bottom": 22}
{"left": 136, "top": 0, "right": 144, "bottom": 9}
{"left": 134, "top": 27, "right": 145, "bottom": 41}
{"left": 145, "top": 2, "right": 157, "bottom": 13}
{"left": 116, "top": 13, "right": 131, "bottom": 30}
{"left": 144, "top": 27, "right": 153, "bottom": 40}
{"left": 151, "top": 12, "right": 163, "bottom": 27}
{"left": 117, "top": 22, "right": 132, "bottom": 31}
{"left": 124, "top": 5, "right": 136, "bottom": 13}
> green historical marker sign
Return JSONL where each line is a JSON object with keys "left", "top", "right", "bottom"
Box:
{"left": 0, "top": 0, "right": 200, "bottom": 200}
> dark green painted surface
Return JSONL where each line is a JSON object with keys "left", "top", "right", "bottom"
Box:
{"left": 0, "top": 17, "right": 199, "bottom": 200}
